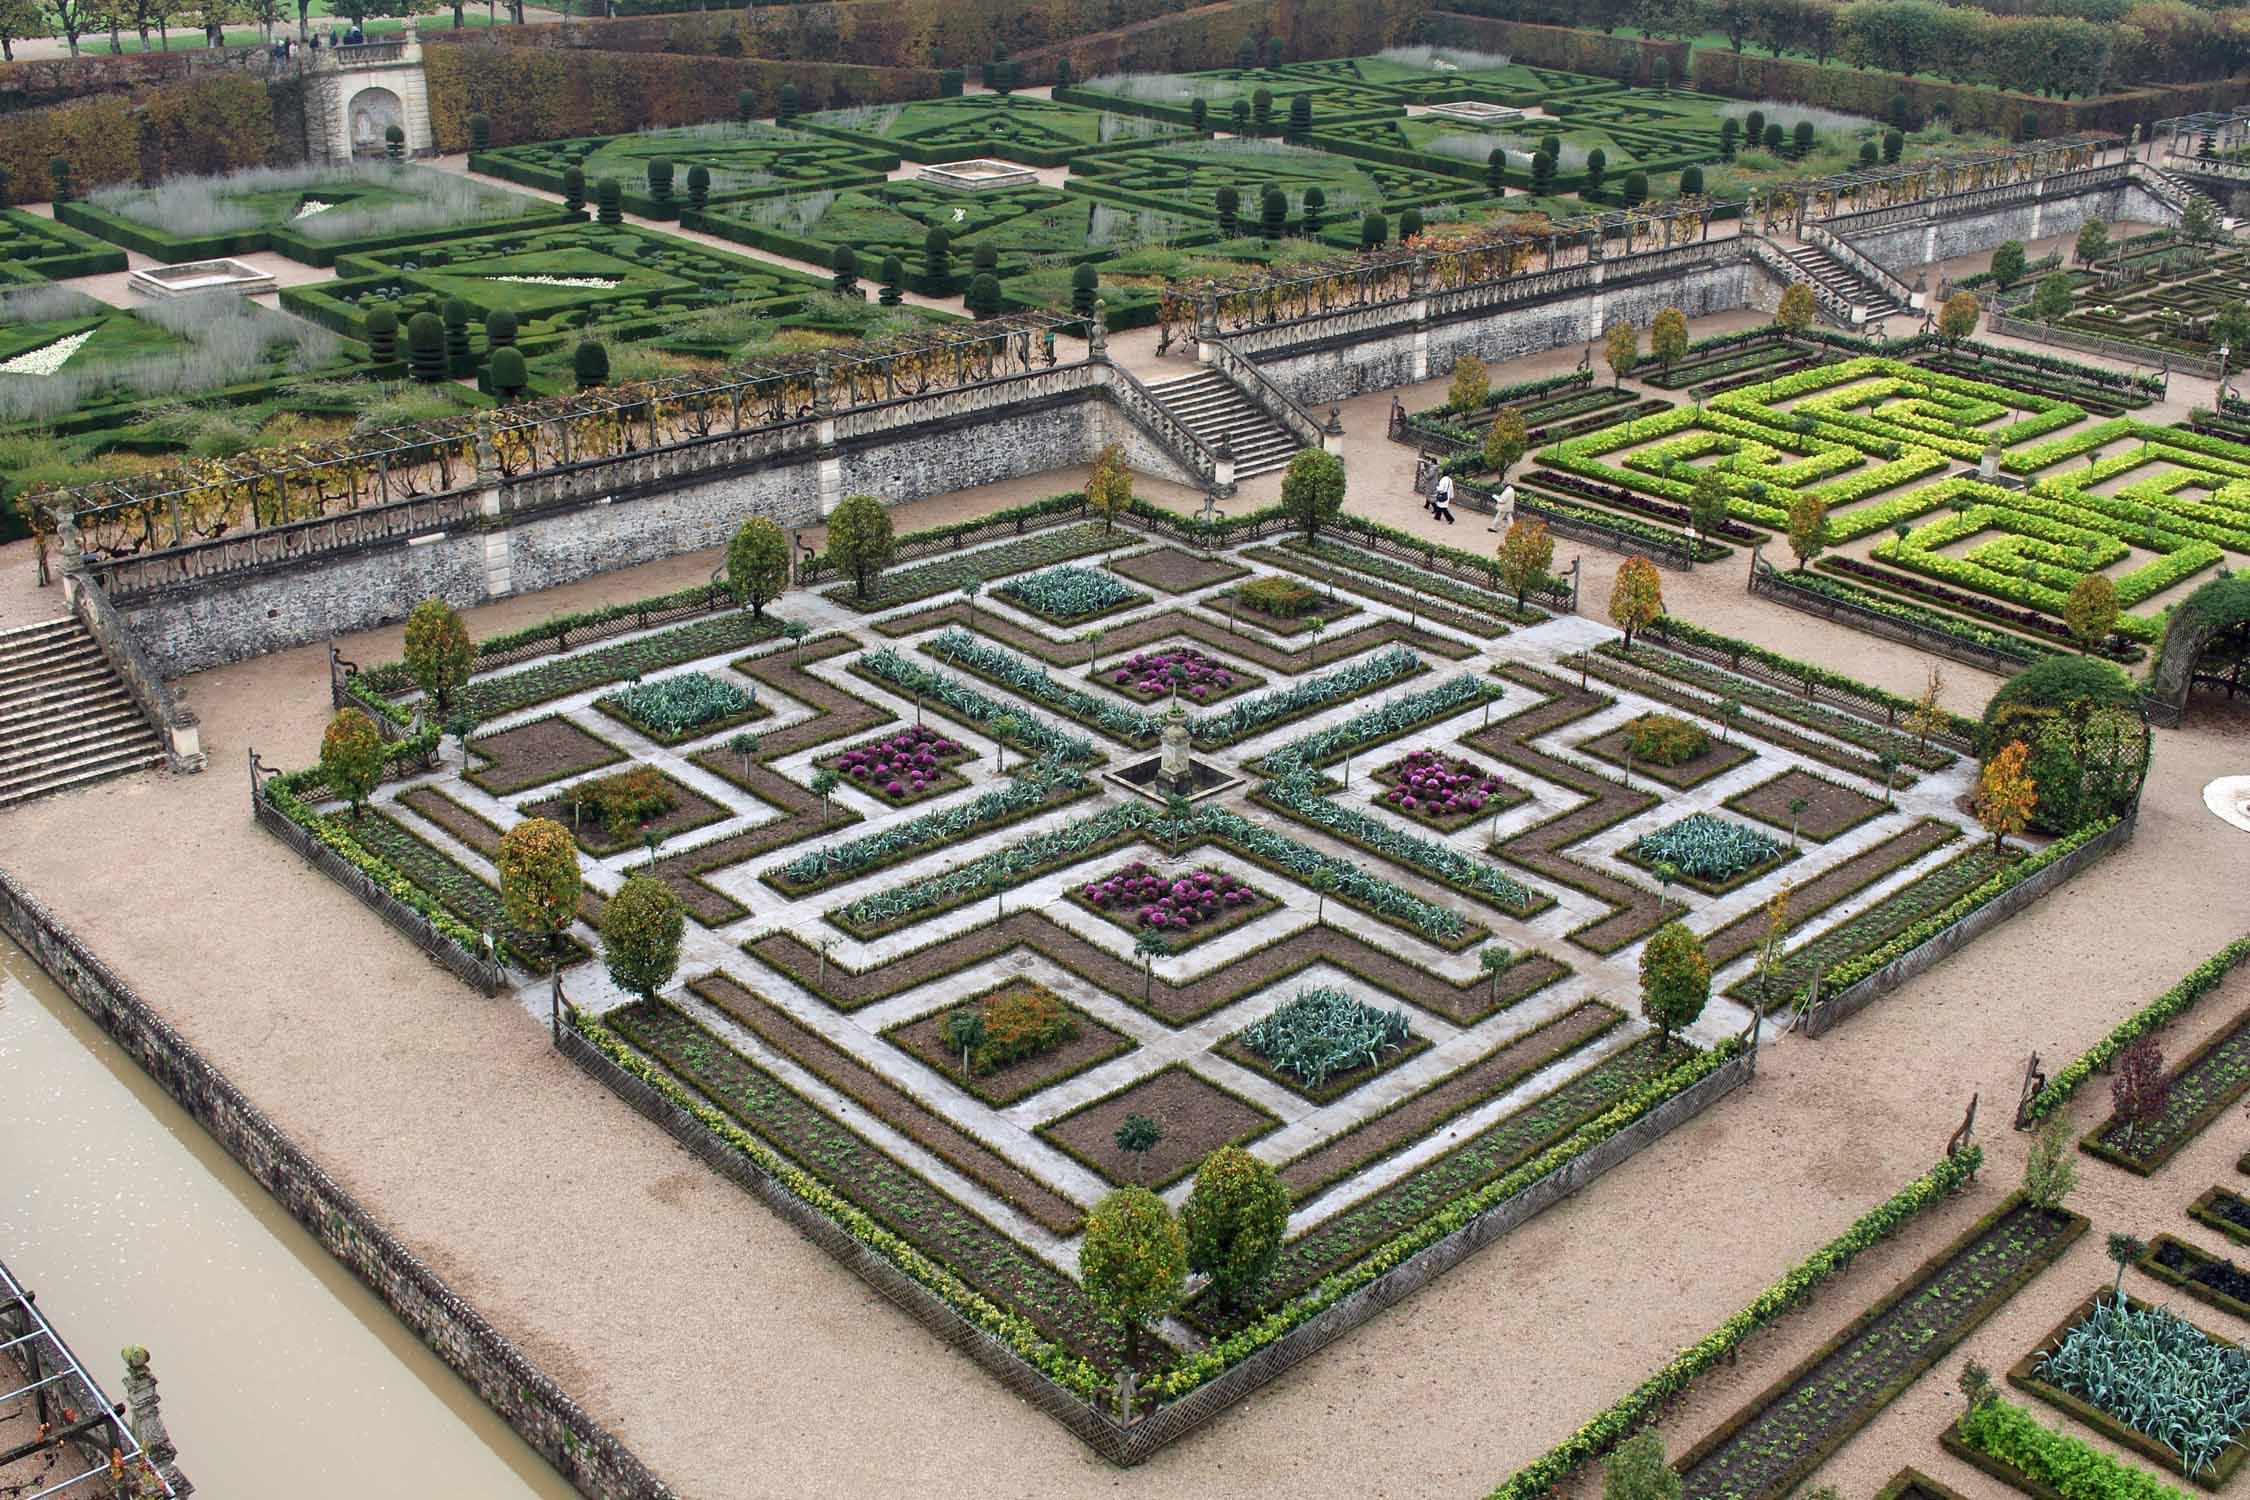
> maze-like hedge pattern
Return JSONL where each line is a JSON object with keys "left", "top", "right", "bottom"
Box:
{"left": 1282, "top": 56, "right": 1621, "bottom": 106}
{"left": 278, "top": 223, "right": 824, "bottom": 348}
{"left": 1537, "top": 355, "right": 2250, "bottom": 641}
{"left": 695, "top": 181, "right": 1210, "bottom": 291}
{"left": 0, "top": 209, "right": 127, "bottom": 284}
{"left": 2015, "top": 239, "right": 2250, "bottom": 362}
{"left": 469, "top": 122, "right": 898, "bottom": 215}
{"left": 1067, "top": 138, "right": 1485, "bottom": 226}
{"left": 797, "top": 94, "right": 1193, "bottom": 167}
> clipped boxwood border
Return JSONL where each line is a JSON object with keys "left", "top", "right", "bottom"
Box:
{"left": 589, "top": 682, "right": 773, "bottom": 747}
{"left": 1723, "top": 766, "right": 1894, "bottom": 845}
{"left": 2024, "top": 936, "right": 2250, "bottom": 1123}
{"left": 2189, "top": 1186, "right": 2250, "bottom": 1249}
{"left": 2005, "top": 1290, "right": 2250, "bottom": 1490}
{"left": 2077, "top": 995, "right": 2250, "bottom": 1177}
{"left": 1483, "top": 1145, "right": 1983, "bottom": 1500}
{"left": 1212, "top": 1026, "right": 1435, "bottom": 1108}
{"left": 2141, "top": 1233, "right": 2250, "bottom": 1327}
{"left": 1034, "top": 1061, "right": 1283, "bottom": 1193}
{"left": 1672, "top": 1192, "right": 2087, "bottom": 1500}
{"left": 878, "top": 980, "right": 1139, "bottom": 1110}
{"left": 1939, "top": 1400, "right": 2194, "bottom": 1500}
{"left": 1874, "top": 1468, "right": 1977, "bottom": 1500}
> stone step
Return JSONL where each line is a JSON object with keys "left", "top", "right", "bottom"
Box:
{"left": 0, "top": 646, "right": 104, "bottom": 691}
{"left": 0, "top": 683, "right": 137, "bottom": 735}
{"left": 0, "top": 663, "right": 115, "bottom": 711}
{"left": 0, "top": 744, "right": 166, "bottom": 809}
{"left": 0, "top": 713, "right": 158, "bottom": 776}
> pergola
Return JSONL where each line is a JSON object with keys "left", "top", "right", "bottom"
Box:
{"left": 0, "top": 1257, "right": 172, "bottom": 1500}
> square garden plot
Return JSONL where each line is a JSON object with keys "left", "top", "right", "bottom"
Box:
{"left": 994, "top": 564, "right": 1150, "bottom": 625}
{"left": 1066, "top": 860, "right": 1279, "bottom": 951}
{"left": 522, "top": 767, "right": 732, "bottom": 856}
{"left": 1370, "top": 749, "right": 1528, "bottom": 833}
{"left": 1617, "top": 812, "right": 1796, "bottom": 895}
{"left": 59, "top": 164, "right": 578, "bottom": 267}
{"left": 798, "top": 94, "right": 1192, "bottom": 167}
{"left": 470, "top": 122, "right": 898, "bottom": 217}
{"left": 695, "top": 181, "right": 1207, "bottom": 296}
{"left": 1037, "top": 1064, "right": 1280, "bottom": 1190}
{"left": 1219, "top": 579, "right": 1359, "bottom": 636}
{"left": 815, "top": 724, "right": 976, "bottom": 807}
{"left": 464, "top": 716, "right": 627, "bottom": 796}
{"left": 882, "top": 979, "right": 1138, "bottom": 1108}
{"left": 592, "top": 671, "right": 772, "bottom": 746}
{"left": 2007, "top": 1290, "right": 2250, "bottom": 1486}
{"left": 1213, "top": 986, "right": 1432, "bottom": 1106}
{"left": 1097, "top": 645, "right": 1263, "bottom": 706}
{"left": 278, "top": 224, "right": 826, "bottom": 354}
{"left": 1577, "top": 715, "right": 1754, "bottom": 790}
{"left": 1107, "top": 545, "right": 1251, "bottom": 594}
{"left": 1725, "top": 768, "right": 1890, "bottom": 843}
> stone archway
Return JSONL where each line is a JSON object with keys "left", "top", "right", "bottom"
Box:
{"left": 2148, "top": 575, "right": 2250, "bottom": 723}
{"left": 347, "top": 86, "right": 404, "bottom": 159}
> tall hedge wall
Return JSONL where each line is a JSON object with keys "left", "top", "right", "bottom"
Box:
{"left": 0, "top": 73, "right": 285, "bottom": 205}
{"left": 0, "top": 45, "right": 274, "bottom": 114}
{"left": 1024, "top": 0, "right": 1426, "bottom": 83}
{"left": 1417, "top": 13, "right": 1684, "bottom": 86}
{"left": 442, "top": 0, "right": 1199, "bottom": 71}
{"left": 420, "top": 41, "right": 938, "bottom": 151}
{"left": 1690, "top": 48, "right": 2250, "bottom": 135}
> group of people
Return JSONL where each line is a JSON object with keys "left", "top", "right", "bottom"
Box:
{"left": 1420, "top": 472, "right": 1515, "bottom": 530}
{"left": 266, "top": 25, "right": 366, "bottom": 59}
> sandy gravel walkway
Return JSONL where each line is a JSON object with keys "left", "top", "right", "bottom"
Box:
{"left": 5, "top": 256, "right": 2249, "bottom": 1499}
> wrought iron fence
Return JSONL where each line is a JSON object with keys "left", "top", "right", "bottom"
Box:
{"left": 1745, "top": 555, "right": 2043, "bottom": 678}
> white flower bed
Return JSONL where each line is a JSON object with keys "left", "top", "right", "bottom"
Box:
{"left": 489, "top": 274, "right": 620, "bottom": 289}
{"left": 0, "top": 330, "right": 96, "bottom": 377}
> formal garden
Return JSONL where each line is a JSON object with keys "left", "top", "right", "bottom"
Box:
{"left": 469, "top": 122, "right": 901, "bottom": 218}
{"left": 256, "top": 462, "right": 2158, "bottom": 1449}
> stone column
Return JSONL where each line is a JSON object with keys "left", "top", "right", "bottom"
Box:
{"left": 122, "top": 1346, "right": 193, "bottom": 1499}
{"left": 1087, "top": 301, "right": 1108, "bottom": 360}
{"left": 1322, "top": 406, "right": 1345, "bottom": 457}
{"left": 55, "top": 506, "right": 83, "bottom": 609}
{"left": 1194, "top": 282, "right": 1220, "bottom": 364}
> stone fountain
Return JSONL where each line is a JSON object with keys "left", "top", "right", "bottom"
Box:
{"left": 1106, "top": 699, "right": 1243, "bottom": 805}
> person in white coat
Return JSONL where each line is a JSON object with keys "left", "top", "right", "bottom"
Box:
{"left": 1487, "top": 481, "right": 1516, "bottom": 532}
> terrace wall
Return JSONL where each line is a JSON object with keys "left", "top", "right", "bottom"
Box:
{"left": 105, "top": 379, "right": 1181, "bottom": 676}
{"left": 1241, "top": 253, "right": 1754, "bottom": 407}
{"left": 1837, "top": 179, "right": 2177, "bottom": 279}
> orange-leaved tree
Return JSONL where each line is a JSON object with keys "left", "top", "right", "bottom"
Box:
{"left": 1974, "top": 740, "right": 2039, "bottom": 852}
{"left": 1609, "top": 555, "right": 1663, "bottom": 649}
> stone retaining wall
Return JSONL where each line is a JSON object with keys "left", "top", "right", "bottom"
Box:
{"left": 0, "top": 864, "right": 670, "bottom": 1500}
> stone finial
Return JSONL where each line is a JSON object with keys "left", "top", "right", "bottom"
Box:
{"left": 1088, "top": 301, "right": 1108, "bottom": 359}
{"left": 472, "top": 409, "right": 499, "bottom": 485}
{"left": 121, "top": 1345, "right": 192, "bottom": 1498}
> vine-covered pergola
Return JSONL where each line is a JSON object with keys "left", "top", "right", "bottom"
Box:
{"left": 41, "top": 314, "right": 1080, "bottom": 561}
{"left": 1751, "top": 134, "right": 2114, "bottom": 233}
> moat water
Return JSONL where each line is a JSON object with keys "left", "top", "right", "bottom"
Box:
{"left": 0, "top": 934, "right": 578, "bottom": 1499}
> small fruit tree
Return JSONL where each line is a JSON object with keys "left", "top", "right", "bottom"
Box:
{"left": 1495, "top": 517, "right": 1553, "bottom": 612}
{"left": 601, "top": 874, "right": 685, "bottom": 1002}
{"left": 1775, "top": 282, "right": 1816, "bottom": 337}
{"left": 1973, "top": 740, "right": 2038, "bottom": 852}
{"left": 402, "top": 597, "right": 473, "bottom": 714}
{"left": 1079, "top": 1186, "right": 1187, "bottom": 1362}
{"left": 726, "top": 516, "right": 788, "bottom": 617}
{"left": 1650, "top": 306, "right": 1689, "bottom": 374}
{"left": 1086, "top": 442, "right": 1134, "bottom": 534}
{"left": 1940, "top": 290, "right": 1981, "bottom": 343}
{"left": 1603, "top": 319, "right": 1638, "bottom": 386}
{"left": 319, "top": 708, "right": 387, "bottom": 820}
{"left": 1181, "top": 1145, "right": 1289, "bottom": 1310}
{"left": 1638, "top": 920, "right": 1711, "bottom": 1053}
{"left": 1609, "top": 555, "right": 1663, "bottom": 649}
{"left": 1280, "top": 448, "right": 1347, "bottom": 542}
{"left": 1483, "top": 407, "right": 1528, "bottom": 484}
{"left": 498, "top": 817, "right": 582, "bottom": 966}
{"left": 1448, "top": 354, "right": 1489, "bottom": 414}
{"left": 2062, "top": 572, "right": 2118, "bottom": 654}
{"left": 825, "top": 494, "right": 896, "bottom": 601}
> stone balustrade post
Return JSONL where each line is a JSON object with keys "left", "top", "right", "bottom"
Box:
{"left": 122, "top": 1346, "right": 193, "bottom": 1498}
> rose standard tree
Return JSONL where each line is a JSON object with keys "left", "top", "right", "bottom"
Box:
{"left": 825, "top": 494, "right": 896, "bottom": 601}
{"left": 498, "top": 817, "right": 582, "bottom": 970}
{"left": 402, "top": 597, "right": 473, "bottom": 717}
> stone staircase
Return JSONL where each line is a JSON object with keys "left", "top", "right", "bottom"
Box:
{"left": 0, "top": 618, "right": 165, "bottom": 808}
{"left": 1778, "top": 240, "right": 1904, "bottom": 322}
{"left": 2156, "top": 167, "right": 2237, "bottom": 229}
{"left": 1144, "top": 370, "right": 1302, "bottom": 480}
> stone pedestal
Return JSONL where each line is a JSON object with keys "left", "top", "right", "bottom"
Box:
{"left": 1158, "top": 704, "right": 1191, "bottom": 793}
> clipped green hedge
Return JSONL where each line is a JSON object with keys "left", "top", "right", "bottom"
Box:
{"left": 2024, "top": 935, "right": 2250, "bottom": 1123}
{"left": 356, "top": 581, "right": 730, "bottom": 699}
{"left": 1486, "top": 1146, "right": 1984, "bottom": 1500}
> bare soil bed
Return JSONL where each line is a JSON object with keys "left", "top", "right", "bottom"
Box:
{"left": 1037, "top": 1064, "right": 1281, "bottom": 1191}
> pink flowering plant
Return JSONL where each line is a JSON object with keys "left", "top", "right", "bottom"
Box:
{"left": 1372, "top": 749, "right": 1518, "bottom": 832}
{"left": 1104, "top": 646, "right": 1252, "bottom": 704}
{"left": 1074, "top": 861, "right": 1271, "bottom": 947}
{"left": 819, "top": 724, "right": 972, "bottom": 806}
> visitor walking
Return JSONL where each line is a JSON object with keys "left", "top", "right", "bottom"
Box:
{"left": 1487, "top": 481, "right": 1516, "bottom": 532}
{"left": 1426, "top": 470, "right": 1453, "bottom": 516}
{"left": 1429, "top": 472, "right": 1456, "bottom": 526}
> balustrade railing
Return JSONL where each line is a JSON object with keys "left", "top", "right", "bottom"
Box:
{"left": 1098, "top": 363, "right": 1221, "bottom": 483}
{"left": 1804, "top": 222, "right": 1914, "bottom": 310}
{"left": 1202, "top": 339, "right": 1327, "bottom": 450}
{"left": 1746, "top": 236, "right": 1856, "bottom": 325}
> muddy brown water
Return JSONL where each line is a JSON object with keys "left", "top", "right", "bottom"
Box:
{"left": 0, "top": 935, "right": 576, "bottom": 1500}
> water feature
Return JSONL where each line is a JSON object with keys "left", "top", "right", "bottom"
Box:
{"left": 0, "top": 934, "right": 579, "bottom": 1500}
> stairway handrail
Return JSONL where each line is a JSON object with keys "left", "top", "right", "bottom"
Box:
{"left": 1746, "top": 234, "right": 1857, "bottom": 326}
{"left": 1803, "top": 222, "right": 1914, "bottom": 311}
{"left": 1100, "top": 362, "right": 1221, "bottom": 484}
{"left": 1202, "top": 337, "right": 1328, "bottom": 451}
